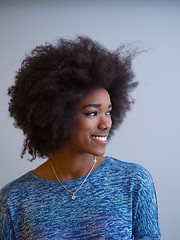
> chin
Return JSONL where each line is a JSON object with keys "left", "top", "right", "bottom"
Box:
{"left": 89, "top": 148, "right": 106, "bottom": 157}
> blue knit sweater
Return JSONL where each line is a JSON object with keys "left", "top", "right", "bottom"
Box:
{"left": 0, "top": 157, "right": 161, "bottom": 239}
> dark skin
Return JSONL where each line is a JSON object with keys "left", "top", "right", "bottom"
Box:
{"left": 33, "top": 88, "right": 112, "bottom": 181}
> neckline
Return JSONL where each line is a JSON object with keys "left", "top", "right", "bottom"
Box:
{"left": 30, "top": 156, "right": 110, "bottom": 184}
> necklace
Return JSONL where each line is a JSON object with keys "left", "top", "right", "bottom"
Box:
{"left": 50, "top": 157, "right": 97, "bottom": 200}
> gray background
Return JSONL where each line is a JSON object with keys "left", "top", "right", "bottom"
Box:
{"left": 0, "top": 0, "right": 180, "bottom": 239}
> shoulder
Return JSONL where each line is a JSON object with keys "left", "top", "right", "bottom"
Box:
{"left": 106, "top": 156, "right": 154, "bottom": 183}
{"left": 0, "top": 172, "right": 33, "bottom": 203}
{"left": 106, "top": 157, "right": 157, "bottom": 199}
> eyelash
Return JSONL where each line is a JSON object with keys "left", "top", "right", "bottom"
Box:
{"left": 85, "top": 110, "right": 112, "bottom": 117}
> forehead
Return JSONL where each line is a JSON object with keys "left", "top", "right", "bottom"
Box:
{"left": 77, "top": 88, "right": 111, "bottom": 107}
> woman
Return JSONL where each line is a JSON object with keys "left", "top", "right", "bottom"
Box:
{"left": 0, "top": 36, "right": 161, "bottom": 239}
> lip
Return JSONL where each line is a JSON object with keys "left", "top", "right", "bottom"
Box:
{"left": 91, "top": 134, "right": 108, "bottom": 145}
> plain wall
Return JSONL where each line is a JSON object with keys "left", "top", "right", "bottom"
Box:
{"left": 0, "top": 0, "right": 180, "bottom": 239}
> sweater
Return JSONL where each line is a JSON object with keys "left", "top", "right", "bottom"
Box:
{"left": 0, "top": 157, "right": 161, "bottom": 239}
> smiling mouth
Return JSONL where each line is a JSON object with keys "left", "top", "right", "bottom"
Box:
{"left": 91, "top": 135, "right": 108, "bottom": 144}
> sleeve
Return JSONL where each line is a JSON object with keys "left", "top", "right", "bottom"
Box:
{"left": 132, "top": 169, "right": 161, "bottom": 240}
{"left": 0, "top": 190, "right": 16, "bottom": 240}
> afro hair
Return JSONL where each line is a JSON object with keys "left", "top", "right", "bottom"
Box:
{"left": 8, "top": 36, "right": 138, "bottom": 160}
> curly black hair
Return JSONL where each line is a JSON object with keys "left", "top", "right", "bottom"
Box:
{"left": 8, "top": 36, "right": 138, "bottom": 160}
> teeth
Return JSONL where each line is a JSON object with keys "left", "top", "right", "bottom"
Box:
{"left": 92, "top": 136, "right": 107, "bottom": 141}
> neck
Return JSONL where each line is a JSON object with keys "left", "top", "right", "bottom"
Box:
{"left": 50, "top": 149, "right": 95, "bottom": 181}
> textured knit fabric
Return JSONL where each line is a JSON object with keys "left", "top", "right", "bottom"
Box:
{"left": 0, "top": 157, "right": 161, "bottom": 240}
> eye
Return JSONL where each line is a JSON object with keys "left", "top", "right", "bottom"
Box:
{"left": 106, "top": 110, "right": 112, "bottom": 116}
{"left": 85, "top": 111, "right": 97, "bottom": 117}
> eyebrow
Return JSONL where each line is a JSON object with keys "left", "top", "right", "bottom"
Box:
{"left": 82, "top": 103, "right": 112, "bottom": 109}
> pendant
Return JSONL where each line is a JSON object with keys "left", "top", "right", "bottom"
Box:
{"left": 72, "top": 194, "right": 75, "bottom": 200}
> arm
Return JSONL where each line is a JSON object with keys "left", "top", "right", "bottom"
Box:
{"left": 0, "top": 190, "right": 16, "bottom": 240}
{"left": 132, "top": 169, "right": 161, "bottom": 240}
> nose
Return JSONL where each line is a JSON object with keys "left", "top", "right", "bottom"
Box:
{"left": 98, "top": 115, "right": 112, "bottom": 130}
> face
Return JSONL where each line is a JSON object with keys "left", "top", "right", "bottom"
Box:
{"left": 67, "top": 88, "right": 112, "bottom": 156}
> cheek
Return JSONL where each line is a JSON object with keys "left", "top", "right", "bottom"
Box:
{"left": 76, "top": 121, "right": 87, "bottom": 131}
{"left": 110, "top": 118, "right": 112, "bottom": 128}
{"left": 77, "top": 119, "right": 96, "bottom": 132}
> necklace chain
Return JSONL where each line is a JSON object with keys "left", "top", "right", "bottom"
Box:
{"left": 50, "top": 157, "right": 97, "bottom": 200}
